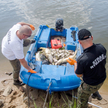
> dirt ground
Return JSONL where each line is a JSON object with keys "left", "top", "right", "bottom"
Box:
{"left": 0, "top": 73, "right": 108, "bottom": 108}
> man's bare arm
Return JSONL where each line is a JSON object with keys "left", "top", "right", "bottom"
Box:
{"left": 17, "top": 22, "right": 30, "bottom": 26}
{"left": 19, "top": 58, "right": 31, "bottom": 71}
{"left": 74, "top": 63, "right": 83, "bottom": 77}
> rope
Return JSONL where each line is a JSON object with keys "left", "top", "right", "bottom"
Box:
{"left": 26, "top": 73, "right": 32, "bottom": 108}
{"left": 43, "top": 82, "right": 52, "bottom": 108}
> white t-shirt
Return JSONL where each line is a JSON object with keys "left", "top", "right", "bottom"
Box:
{"left": 1, "top": 24, "right": 24, "bottom": 60}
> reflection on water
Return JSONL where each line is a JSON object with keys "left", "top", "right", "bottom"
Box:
{"left": 12, "top": 0, "right": 95, "bottom": 28}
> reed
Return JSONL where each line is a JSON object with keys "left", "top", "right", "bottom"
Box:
{"left": 61, "top": 91, "right": 77, "bottom": 108}
{"left": 32, "top": 90, "right": 77, "bottom": 108}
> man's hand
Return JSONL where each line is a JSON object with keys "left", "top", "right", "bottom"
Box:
{"left": 67, "top": 58, "right": 77, "bottom": 65}
{"left": 28, "top": 69, "right": 37, "bottom": 73}
{"left": 30, "top": 24, "right": 35, "bottom": 30}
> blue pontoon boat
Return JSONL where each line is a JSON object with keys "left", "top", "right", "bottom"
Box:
{"left": 20, "top": 24, "right": 82, "bottom": 93}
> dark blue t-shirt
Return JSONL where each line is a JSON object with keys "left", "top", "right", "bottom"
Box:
{"left": 75, "top": 44, "right": 107, "bottom": 85}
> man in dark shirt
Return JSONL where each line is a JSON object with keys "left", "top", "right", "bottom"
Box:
{"left": 67, "top": 29, "right": 107, "bottom": 108}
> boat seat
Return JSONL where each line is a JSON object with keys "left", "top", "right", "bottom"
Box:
{"left": 41, "top": 65, "right": 66, "bottom": 81}
{"left": 38, "top": 27, "right": 50, "bottom": 48}
{"left": 50, "top": 28, "right": 66, "bottom": 37}
{"left": 65, "top": 29, "right": 76, "bottom": 51}
{"left": 66, "top": 43, "right": 76, "bottom": 51}
{"left": 66, "top": 29, "right": 73, "bottom": 43}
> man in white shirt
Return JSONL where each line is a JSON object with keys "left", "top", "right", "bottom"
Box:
{"left": 1, "top": 22, "right": 37, "bottom": 86}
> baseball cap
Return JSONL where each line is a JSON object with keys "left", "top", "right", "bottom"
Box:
{"left": 78, "top": 29, "right": 92, "bottom": 40}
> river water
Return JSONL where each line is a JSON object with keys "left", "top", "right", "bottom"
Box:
{"left": 0, "top": 0, "right": 108, "bottom": 89}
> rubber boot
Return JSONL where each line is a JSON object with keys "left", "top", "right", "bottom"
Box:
{"left": 92, "top": 91, "right": 102, "bottom": 100}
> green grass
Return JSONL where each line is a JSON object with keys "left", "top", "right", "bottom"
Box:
{"left": 61, "top": 91, "right": 77, "bottom": 108}
{"left": 31, "top": 93, "right": 38, "bottom": 108}
{"left": 48, "top": 94, "right": 53, "bottom": 108}
{"left": 31, "top": 90, "right": 77, "bottom": 108}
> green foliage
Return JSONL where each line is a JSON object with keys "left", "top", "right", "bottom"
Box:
{"left": 31, "top": 94, "right": 38, "bottom": 108}
{"left": 30, "top": 89, "right": 77, "bottom": 108}
{"left": 59, "top": 47, "right": 65, "bottom": 50}
{"left": 61, "top": 91, "right": 77, "bottom": 108}
{"left": 48, "top": 94, "right": 53, "bottom": 108}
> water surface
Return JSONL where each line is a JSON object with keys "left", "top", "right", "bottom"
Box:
{"left": 0, "top": 0, "right": 108, "bottom": 83}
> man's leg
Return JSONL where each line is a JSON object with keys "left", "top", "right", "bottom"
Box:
{"left": 91, "top": 91, "right": 102, "bottom": 100}
{"left": 77, "top": 81, "right": 103, "bottom": 108}
{"left": 9, "top": 59, "right": 21, "bottom": 81}
{"left": 9, "top": 59, "right": 24, "bottom": 86}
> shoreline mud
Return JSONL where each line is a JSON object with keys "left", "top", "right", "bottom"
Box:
{"left": 0, "top": 73, "right": 108, "bottom": 108}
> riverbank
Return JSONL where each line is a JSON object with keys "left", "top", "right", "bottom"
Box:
{"left": 0, "top": 72, "right": 108, "bottom": 108}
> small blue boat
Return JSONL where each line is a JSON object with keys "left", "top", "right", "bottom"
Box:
{"left": 20, "top": 25, "right": 82, "bottom": 93}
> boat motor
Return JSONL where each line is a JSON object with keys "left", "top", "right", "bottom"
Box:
{"left": 55, "top": 18, "right": 64, "bottom": 31}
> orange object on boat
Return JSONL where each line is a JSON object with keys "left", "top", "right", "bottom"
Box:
{"left": 51, "top": 39, "right": 62, "bottom": 49}
{"left": 63, "top": 43, "right": 66, "bottom": 47}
